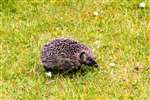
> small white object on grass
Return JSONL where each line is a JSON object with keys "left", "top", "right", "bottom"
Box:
{"left": 94, "top": 40, "right": 101, "bottom": 48}
{"left": 60, "top": 17, "right": 63, "bottom": 20}
{"left": 45, "top": 72, "right": 52, "bottom": 78}
{"left": 109, "top": 62, "right": 116, "bottom": 67}
{"left": 139, "top": 2, "right": 145, "bottom": 8}
{"left": 93, "top": 11, "right": 99, "bottom": 16}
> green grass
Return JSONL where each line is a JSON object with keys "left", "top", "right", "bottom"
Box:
{"left": 1, "top": 0, "right": 150, "bottom": 99}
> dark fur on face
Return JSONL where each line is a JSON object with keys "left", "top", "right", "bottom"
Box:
{"left": 80, "top": 51, "right": 98, "bottom": 67}
{"left": 41, "top": 38, "right": 98, "bottom": 74}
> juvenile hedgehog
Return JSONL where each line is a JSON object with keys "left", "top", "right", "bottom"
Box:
{"left": 41, "top": 38, "right": 98, "bottom": 74}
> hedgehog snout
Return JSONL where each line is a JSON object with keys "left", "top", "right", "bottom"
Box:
{"left": 86, "top": 57, "right": 98, "bottom": 67}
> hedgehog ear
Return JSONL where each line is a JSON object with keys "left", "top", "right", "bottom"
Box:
{"left": 80, "top": 52, "right": 86, "bottom": 62}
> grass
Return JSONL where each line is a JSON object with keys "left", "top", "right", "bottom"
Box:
{"left": 1, "top": 0, "right": 150, "bottom": 99}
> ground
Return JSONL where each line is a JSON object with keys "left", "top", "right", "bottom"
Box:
{"left": 0, "top": 0, "right": 150, "bottom": 99}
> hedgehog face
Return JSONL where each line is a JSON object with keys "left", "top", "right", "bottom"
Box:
{"left": 80, "top": 51, "right": 98, "bottom": 67}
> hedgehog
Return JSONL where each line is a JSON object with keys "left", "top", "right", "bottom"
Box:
{"left": 41, "top": 38, "right": 98, "bottom": 75}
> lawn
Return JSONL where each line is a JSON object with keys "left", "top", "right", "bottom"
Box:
{"left": 1, "top": 0, "right": 150, "bottom": 99}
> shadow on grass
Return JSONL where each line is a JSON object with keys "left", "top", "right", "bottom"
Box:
{"left": 35, "top": 64, "right": 100, "bottom": 79}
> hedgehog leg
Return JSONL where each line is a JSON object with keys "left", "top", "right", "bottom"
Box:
{"left": 63, "top": 68, "right": 74, "bottom": 74}
{"left": 64, "top": 62, "right": 81, "bottom": 74}
{"left": 63, "top": 66, "right": 80, "bottom": 74}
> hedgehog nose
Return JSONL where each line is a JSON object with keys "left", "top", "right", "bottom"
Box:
{"left": 93, "top": 62, "right": 98, "bottom": 68}
{"left": 91, "top": 60, "right": 98, "bottom": 67}
{"left": 94, "top": 63, "right": 98, "bottom": 67}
